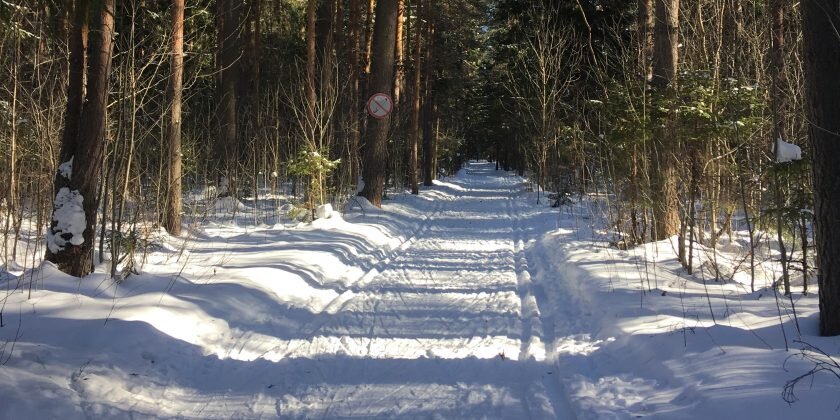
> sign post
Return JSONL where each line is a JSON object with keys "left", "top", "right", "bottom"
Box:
{"left": 366, "top": 93, "right": 394, "bottom": 119}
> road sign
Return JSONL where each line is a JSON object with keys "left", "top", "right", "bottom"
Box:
{"left": 366, "top": 93, "right": 394, "bottom": 119}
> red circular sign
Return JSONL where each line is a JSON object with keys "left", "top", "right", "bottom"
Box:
{"left": 366, "top": 93, "right": 394, "bottom": 119}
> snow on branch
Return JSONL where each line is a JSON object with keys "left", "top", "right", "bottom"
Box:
{"left": 775, "top": 139, "right": 802, "bottom": 163}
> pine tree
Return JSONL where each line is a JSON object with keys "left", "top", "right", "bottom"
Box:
{"left": 359, "top": 0, "right": 400, "bottom": 206}
{"left": 46, "top": 0, "right": 116, "bottom": 276}
{"left": 802, "top": 0, "right": 840, "bottom": 336}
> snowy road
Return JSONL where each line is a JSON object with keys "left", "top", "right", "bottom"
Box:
{"left": 278, "top": 163, "right": 570, "bottom": 418}
{"left": 3, "top": 161, "right": 836, "bottom": 419}
{"left": 1, "top": 162, "right": 576, "bottom": 419}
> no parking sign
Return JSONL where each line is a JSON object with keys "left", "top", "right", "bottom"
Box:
{"left": 366, "top": 93, "right": 394, "bottom": 119}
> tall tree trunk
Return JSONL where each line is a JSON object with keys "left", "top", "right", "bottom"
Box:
{"left": 393, "top": 0, "right": 405, "bottom": 105}
{"left": 723, "top": 0, "right": 744, "bottom": 76}
{"left": 240, "top": 0, "right": 261, "bottom": 128}
{"left": 769, "top": 0, "right": 785, "bottom": 145}
{"left": 217, "top": 0, "right": 241, "bottom": 192}
{"left": 802, "top": 0, "right": 840, "bottom": 336}
{"left": 314, "top": 0, "right": 335, "bottom": 159}
{"left": 769, "top": 0, "right": 791, "bottom": 295}
{"left": 629, "top": 0, "right": 646, "bottom": 247}
{"left": 422, "top": 20, "right": 435, "bottom": 187}
{"left": 163, "top": 0, "right": 185, "bottom": 236}
{"left": 347, "top": 0, "right": 362, "bottom": 181}
{"left": 637, "top": 0, "right": 653, "bottom": 82}
{"left": 650, "top": 0, "right": 680, "bottom": 241}
{"left": 363, "top": 0, "right": 376, "bottom": 75}
{"left": 56, "top": 0, "right": 87, "bottom": 172}
{"left": 306, "top": 0, "right": 318, "bottom": 119}
{"left": 408, "top": 0, "right": 422, "bottom": 195}
{"left": 316, "top": 0, "right": 334, "bottom": 65}
{"left": 333, "top": 0, "right": 344, "bottom": 57}
{"left": 359, "top": 0, "right": 399, "bottom": 207}
{"left": 46, "top": 0, "right": 115, "bottom": 277}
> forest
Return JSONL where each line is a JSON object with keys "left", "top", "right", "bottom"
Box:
{"left": 2, "top": 0, "right": 840, "bottom": 417}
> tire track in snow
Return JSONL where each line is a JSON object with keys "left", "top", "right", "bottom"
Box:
{"left": 277, "top": 166, "right": 573, "bottom": 418}
{"left": 506, "top": 177, "right": 554, "bottom": 419}
{"left": 353, "top": 196, "right": 450, "bottom": 290}
{"left": 300, "top": 197, "right": 449, "bottom": 337}
{"left": 507, "top": 175, "right": 578, "bottom": 420}
{"left": 332, "top": 196, "right": 450, "bottom": 347}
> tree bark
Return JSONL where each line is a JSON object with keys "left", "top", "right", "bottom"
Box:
{"left": 637, "top": 0, "right": 653, "bottom": 82}
{"left": 56, "top": 0, "right": 87, "bottom": 172}
{"left": 163, "top": 0, "right": 185, "bottom": 236}
{"left": 347, "top": 0, "right": 362, "bottom": 181}
{"left": 363, "top": 0, "right": 376, "bottom": 75}
{"left": 359, "top": 0, "right": 399, "bottom": 207}
{"left": 422, "top": 20, "right": 434, "bottom": 187}
{"left": 316, "top": 0, "right": 334, "bottom": 66}
{"left": 306, "top": 0, "right": 318, "bottom": 116}
{"left": 650, "top": 0, "right": 680, "bottom": 241}
{"left": 802, "top": 0, "right": 840, "bottom": 336}
{"left": 46, "top": 0, "right": 115, "bottom": 277}
{"left": 240, "top": 0, "right": 261, "bottom": 126}
{"left": 216, "top": 0, "right": 241, "bottom": 190}
{"left": 333, "top": 0, "right": 344, "bottom": 58}
{"left": 769, "top": 0, "right": 791, "bottom": 295}
{"left": 769, "top": 0, "right": 785, "bottom": 144}
{"left": 408, "top": 0, "right": 422, "bottom": 194}
{"left": 393, "top": 0, "right": 405, "bottom": 105}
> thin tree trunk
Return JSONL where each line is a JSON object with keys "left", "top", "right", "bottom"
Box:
{"left": 432, "top": 110, "right": 439, "bottom": 176}
{"left": 347, "top": 0, "right": 362, "bottom": 181}
{"left": 240, "top": 0, "right": 261, "bottom": 126}
{"left": 359, "top": 0, "right": 399, "bottom": 206}
{"left": 306, "top": 0, "right": 317, "bottom": 119}
{"left": 333, "top": 0, "right": 344, "bottom": 57}
{"left": 363, "top": 0, "right": 376, "bottom": 74}
{"left": 769, "top": 0, "right": 791, "bottom": 295}
{"left": 217, "top": 0, "right": 241, "bottom": 192}
{"left": 422, "top": 20, "right": 434, "bottom": 186}
{"left": 393, "top": 0, "right": 405, "bottom": 105}
{"left": 316, "top": 0, "right": 332, "bottom": 54}
{"left": 7, "top": 28, "right": 18, "bottom": 263}
{"left": 638, "top": 0, "right": 653, "bottom": 82}
{"left": 408, "top": 0, "right": 422, "bottom": 194}
{"left": 650, "top": 0, "right": 680, "bottom": 241}
{"left": 163, "top": 0, "right": 185, "bottom": 236}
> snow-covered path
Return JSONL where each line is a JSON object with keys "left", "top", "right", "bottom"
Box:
{"left": 277, "top": 163, "right": 569, "bottom": 418}
{"left": 5, "top": 161, "right": 834, "bottom": 419}
{"left": 1, "top": 162, "right": 575, "bottom": 419}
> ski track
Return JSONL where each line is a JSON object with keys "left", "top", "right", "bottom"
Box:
{"left": 277, "top": 163, "right": 573, "bottom": 418}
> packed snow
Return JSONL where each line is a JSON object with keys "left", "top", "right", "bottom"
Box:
{"left": 1, "top": 161, "right": 838, "bottom": 419}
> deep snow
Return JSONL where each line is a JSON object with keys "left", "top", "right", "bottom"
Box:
{"left": 1, "top": 161, "right": 838, "bottom": 419}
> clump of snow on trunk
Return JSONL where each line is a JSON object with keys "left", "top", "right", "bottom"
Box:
{"left": 47, "top": 187, "right": 86, "bottom": 253}
{"left": 57, "top": 156, "right": 74, "bottom": 179}
{"left": 775, "top": 139, "right": 802, "bottom": 163}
